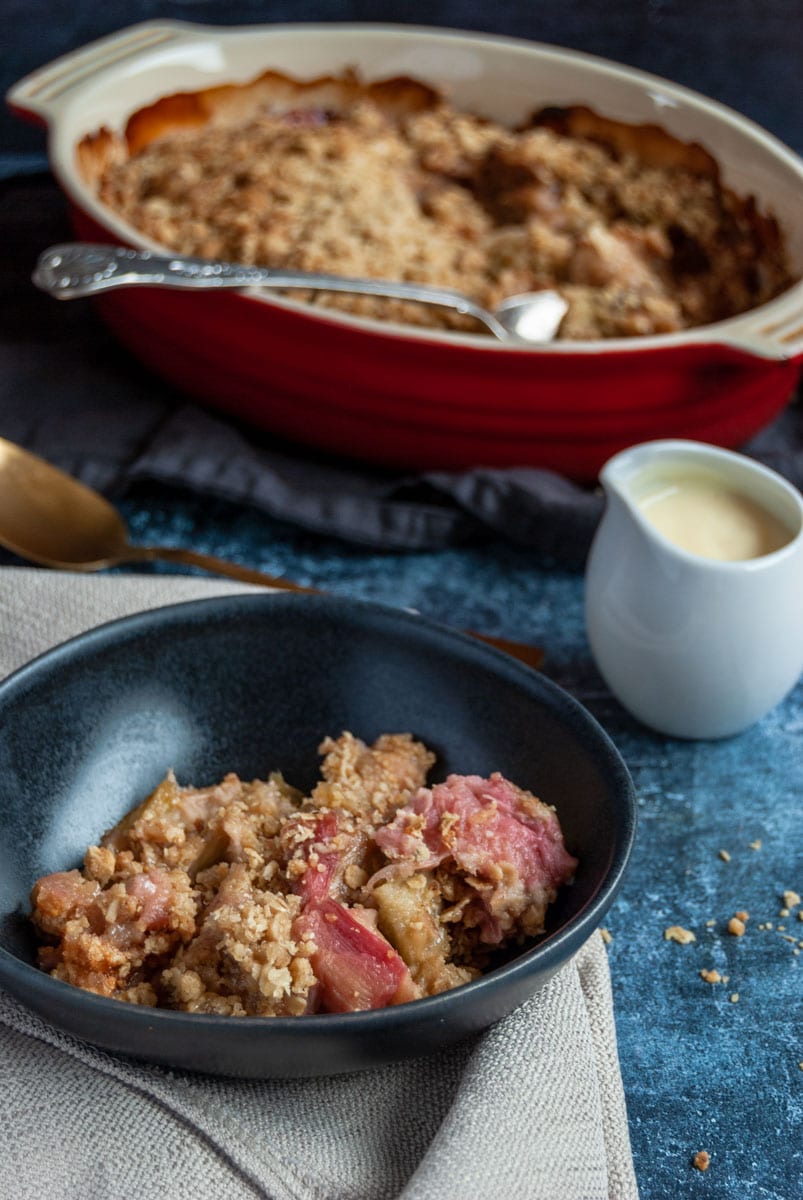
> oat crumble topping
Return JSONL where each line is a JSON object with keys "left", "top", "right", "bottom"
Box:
{"left": 82, "top": 71, "right": 794, "bottom": 341}
{"left": 30, "top": 732, "right": 576, "bottom": 1016}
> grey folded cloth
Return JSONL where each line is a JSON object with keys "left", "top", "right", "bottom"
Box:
{"left": 0, "top": 570, "right": 638, "bottom": 1200}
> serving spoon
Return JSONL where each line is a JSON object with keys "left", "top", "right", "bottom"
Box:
{"left": 33, "top": 244, "right": 569, "bottom": 344}
{"left": 0, "top": 436, "right": 543, "bottom": 669}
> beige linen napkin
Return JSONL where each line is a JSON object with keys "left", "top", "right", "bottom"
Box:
{"left": 0, "top": 569, "right": 638, "bottom": 1200}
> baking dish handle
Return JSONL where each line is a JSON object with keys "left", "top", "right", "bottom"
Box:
{"left": 704, "top": 295, "right": 803, "bottom": 363}
{"left": 6, "top": 21, "right": 209, "bottom": 126}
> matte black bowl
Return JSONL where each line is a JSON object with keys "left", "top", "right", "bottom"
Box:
{"left": 0, "top": 593, "right": 635, "bottom": 1078}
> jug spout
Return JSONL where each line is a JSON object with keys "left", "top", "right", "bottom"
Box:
{"left": 597, "top": 450, "right": 647, "bottom": 534}
{"left": 598, "top": 451, "right": 635, "bottom": 504}
{"left": 594, "top": 445, "right": 675, "bottom": 573}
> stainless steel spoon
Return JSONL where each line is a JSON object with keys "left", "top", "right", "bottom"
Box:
{"left": 0, "top": 436, "right": 544, "bottom": 669}
{"left": 33, "top": 243, "right": 569, "bottom": 344}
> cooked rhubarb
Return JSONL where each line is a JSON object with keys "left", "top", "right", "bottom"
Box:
{"left": 31, "top": 733, "right": 576, "bottom": 1015}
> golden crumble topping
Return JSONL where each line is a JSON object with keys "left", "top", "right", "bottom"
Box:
{"left": 31, "top": 732, "right": 577, "bottom": 1016}
{"left": 84, "top": 72, "right": 794, "bottom": 340}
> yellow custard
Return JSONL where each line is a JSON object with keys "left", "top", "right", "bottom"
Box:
{"left": 637, "top": 472, "right": 793, "bottom": 561}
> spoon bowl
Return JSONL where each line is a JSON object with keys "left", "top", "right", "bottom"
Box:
{"left": 33, "top": 244, "right": 569, "bottom": 344}
{"left": 0, "top": 436, "right": 544, "bottom": 668}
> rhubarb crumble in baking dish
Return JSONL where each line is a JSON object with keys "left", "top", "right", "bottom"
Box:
{"left": 78, "top": 69, "right": 794, "bottom": 339}
{"left": 30, "top": 732, "right": 577, "bottom": 1015}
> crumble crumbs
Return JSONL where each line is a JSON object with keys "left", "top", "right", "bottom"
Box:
{"left": 700, "top": 969, "right": 721, "bottom": 984}
{"left": 600, "top": 927, "right": 612, "bottom": 945}
{"left": 664, "top": 925, "right": 696, "bottom": 945}
{"left": 718, "top": 850, "right": 731, "bottom": 862}
{"left": 727, "top": 917, "right": 746, "bottom": 937}
{"left": 692, "top": 1150, "right": 711, "bottom": 1172}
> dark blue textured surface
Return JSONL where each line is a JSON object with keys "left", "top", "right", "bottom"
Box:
{"left": 112, "top": 489, "right": 803, "bottom": 1198}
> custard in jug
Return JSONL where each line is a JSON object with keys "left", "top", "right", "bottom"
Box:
{"left": 635, "top": 470, "right": 793, "bottom": 561}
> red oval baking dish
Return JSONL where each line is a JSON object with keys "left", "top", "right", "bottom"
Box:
{"left": 8, "top": 21, "right": 803, "bottom": 478}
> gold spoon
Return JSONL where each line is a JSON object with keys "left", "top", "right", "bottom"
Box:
{"left": 0, "top": 437, "right": 543, "bottom": 669}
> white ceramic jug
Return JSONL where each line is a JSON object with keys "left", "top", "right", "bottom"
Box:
{"left": 585, "top": 440, "right": 803, "bottom": 739}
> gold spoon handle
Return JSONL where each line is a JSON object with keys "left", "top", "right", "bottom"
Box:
{"left": 122, "top": 545, "right": 544, "bottom": 669}
{"left": 465, "top": 631, "right": 544, "bottom": 670}
{"left": 123, "top": 544, "right": 318, "bottom": 593}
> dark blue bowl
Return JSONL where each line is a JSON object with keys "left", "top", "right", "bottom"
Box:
{"left": 0, "top": 593, "right": 635, "bottom": 1077}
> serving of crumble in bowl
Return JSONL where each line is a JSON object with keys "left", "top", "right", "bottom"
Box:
{"left": 9, "top": 22, "right": 803, "bottom": 476}
{"left": 0, "top": 594, "right": 635, "bottom": 1077}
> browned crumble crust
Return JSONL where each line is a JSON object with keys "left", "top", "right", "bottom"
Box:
{"left": 311, "top": 730, "right": 435, "bottom": 821}
{"left": 692, "top": 1150, "right": 711, "bottom": 1172}
{"left": 30, "top": 732, "right": 576, "bottom": 1016}
{"left": 83, "top": 71, "right": 794, "bottom": 340}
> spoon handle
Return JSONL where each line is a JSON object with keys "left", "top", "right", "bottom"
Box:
{"left": 33, "top": 243, "right": 509, "bottom": 339}
{"left": 128, "top": 544, "right": 319, "bottom": 593}
{"left": 123, "top": 545, "right": 544, "bottom": 668}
